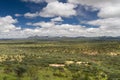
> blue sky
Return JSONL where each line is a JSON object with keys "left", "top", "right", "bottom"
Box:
{"left": 0, "top": 0, "right": 120, "bottom": 38}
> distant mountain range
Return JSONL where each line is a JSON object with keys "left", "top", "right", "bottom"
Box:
{"left": 27, "top": 35, "right": 120, "bottom": 41}
{"left": 1, "top": 35, "right": 120, "bottom": 41}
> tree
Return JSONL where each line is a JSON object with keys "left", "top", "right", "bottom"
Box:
{"left": 14, "top": 65, "right": 26, "bottom": 80}
{"left": 27, "top": 66, "right": 39, "bottom": 80}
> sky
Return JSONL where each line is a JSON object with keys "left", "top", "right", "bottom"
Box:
{"left": 0, "top": 0, "right": 120, "bottom": 38}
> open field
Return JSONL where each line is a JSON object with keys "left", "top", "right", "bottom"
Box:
{"left": 0, "top": 40, "right": 120, "bottom": 80}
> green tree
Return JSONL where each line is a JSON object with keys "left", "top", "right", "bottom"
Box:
{"left": 14, "top": 65, "right": 26, "bottom": 80}
{"left": 27, "top": 66, "right": 39, "bottom": 80}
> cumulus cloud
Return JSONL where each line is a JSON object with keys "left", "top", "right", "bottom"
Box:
{"left": 68, "top": 0, "right": 120, "bottom": 18}
{"left": 0, "top": 16, "right": 24, "bottom": 38}
{"left": 1, "top": 16, "right": 120, "bottom": 38}
{"left": 1, "top": 0, "right": 120, "bottom": 38}
{"left": 0, "top": 16, "right": 20, "bottom": 33}
{"left": 0, "top": 16, "right": 42, "bottom": 38}
{"left": 27, "top": 20, "right": 120, "bottom": 37}
{"left": 26, "top": 16, "right": 120, "bottom": 37}
{"left": 26, "top": 21, "right": 87, "bottom": 37}
{"left": 67, "top": 0, "right": 120, "bottom": 36}
{"left": 51, "top": 17, "right": 63, "bottom": 22}
{"left": 98, "top": 4, "right": 120, "bottom": 18}
{"left": 24, "top": 1, "right": 77, "bottom": 18}
{"left": 87, "top": 18, "right": 120, "bottom": 30}
{"left": 24, "top": 0, "right": 120, "bottom": 18}
{"left": 24, "top": 12, "right": 39, "bottom": 18}
{"left": 22, "top": 0, "right": 44, "bottom": 3}
{"left": 83, "top": 17, "right": 120, "bottom": 37}
{"left": 45, "top": 0, "right": 57, "bottom": 3}
{"left": 31, "top": 21, "right": 55, "bottom": 28}
{"left": 40, "top": 1, "right": 77, "bottom": 17}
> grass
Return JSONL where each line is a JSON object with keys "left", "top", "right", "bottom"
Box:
{"left": 0, "top": 40, "right": 120, "bottom": 80}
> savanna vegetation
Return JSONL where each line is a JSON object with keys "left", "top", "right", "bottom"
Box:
{"left": 0, "top": 39, "right": 120, "bottom": 80}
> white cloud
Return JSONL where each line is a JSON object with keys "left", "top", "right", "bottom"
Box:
{"left": 0, "top": 16, "right": 20, "bottom": 33}
{"left": 24, "top": 0, "right": 120, "bottom": 18}
{"left": 51, "top": 17, "right": 63, "bottom": 22}
{"left": 0, "top": 16, "right": 40, "bottom": 38}
{"left": 98, "top": 4, "right": 120, "bottom": 18}
{"left": 39, "top": 1, "right": 77, "bottom": 17}
{"left": 24, "top": 1, "right": 77, "bottom": 18}
{"left": 26, "top": 21, "right": 87, "bottom": 37}
{"left": 0, "top": 16, "right": 17, "bottom": 24}
{"left": 87, "top": 18, "right": 120, "bottom": 30}
{"left": 2, "top": 6, "right": 120, "bottom": 38}
{"left": 15, "top": 14, "right": 22, "bottom": 17}
{"left": 68, "top": 0, "right": 120, "bottom": 18}
{"left": 85, "top": 17, "right": 120, "bottom": 36}
{"left": 22, "top": 0, "right": 44, "bottom": 3}
{"left": 26, "top": 17, "right": 120, "bottom": 37}
{"left": 67, "top": 0, "right": 120, "bottom": 37}
{"left": 1, "top": 16, "right": 120, "bottom": 38}
{"left": 24, "top": 12, "right": 39, "bottom": 18}
{"left": 26, "top": 21, "right": 104, "bottom": 37}
{"left": 31, "top": 21, "right": 55, "bottom": 28}
{"left": 45, "top": 0, "right": 57, "bottom": 3}
{"left": 0, "top": 16, "right": 24, "bottom": 38}
{"left": 0, "top": 16, "right": 41, "bottom": 38}
{"left": 68, "top": 0, "right": 120, "bottom": 7}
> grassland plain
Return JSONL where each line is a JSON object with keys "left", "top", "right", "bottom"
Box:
{"left": 0, "top": 40, "right": 120, "bottom": 80}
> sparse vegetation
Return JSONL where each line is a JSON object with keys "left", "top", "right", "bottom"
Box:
{"left": 0, "top": 39, "right": 120, "bottom": 80}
